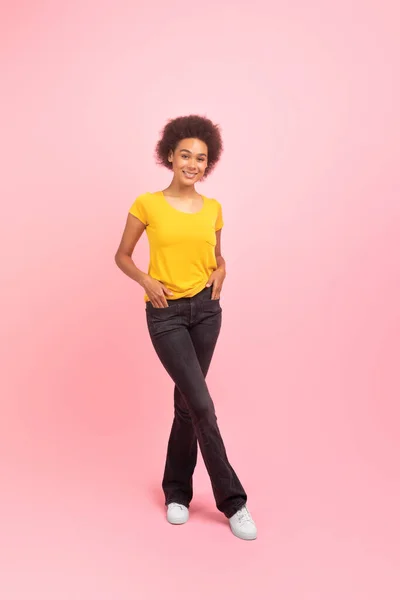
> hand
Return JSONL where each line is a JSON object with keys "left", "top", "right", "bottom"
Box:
{"left": 141, "top": 275, "right": 173, "bottom": 308}
{"left": 205, "top": 266, "right": 226, "bottom": 300}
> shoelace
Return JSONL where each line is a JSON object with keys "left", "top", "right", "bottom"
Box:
{"left": 169, "top": 502, "right": 184, "bottom": 510}
{"left": 237, "top": 506, "right": 253, "bottom": 524}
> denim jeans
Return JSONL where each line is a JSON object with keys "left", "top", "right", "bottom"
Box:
{"left": 145, "top": 286, "right": 247, "bottom": 519}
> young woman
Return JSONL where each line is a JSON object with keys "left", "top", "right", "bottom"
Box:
{"left": 115, "top": 115, "right": 257, "bottom": 541}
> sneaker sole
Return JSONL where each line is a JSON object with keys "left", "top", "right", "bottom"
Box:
{"left": 230, "top": 527, "right": 257, "bottom": 541}
{"left": 167, "top": 516, "right": 189, "bottom": 525}
{"left": 166, "top": 508, "right": 189, "bottom": 525}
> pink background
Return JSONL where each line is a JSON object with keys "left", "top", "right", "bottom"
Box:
{"left": 1, "top": 1, "right": 399, "bottom": 598}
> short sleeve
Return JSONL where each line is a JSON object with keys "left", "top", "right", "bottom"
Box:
{"left": 215, "top": 201, "right": 224, "bottom": 231}
{"left": 129, "top": 194, "right": 148, "bottom": 226}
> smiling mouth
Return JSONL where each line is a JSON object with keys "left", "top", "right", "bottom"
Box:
{"left": 183, "top": 171, "right": 197, "bottom": 179}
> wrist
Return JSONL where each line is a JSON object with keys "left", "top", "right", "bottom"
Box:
{"left": 137, "top": 272, "right": 150, "bottom": 287}
{"left": 216, "top": 256, "right": 226, "bottom": 271}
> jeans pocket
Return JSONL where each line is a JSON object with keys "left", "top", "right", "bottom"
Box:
{"left": 146, "top": 303, "right": 181, "bottom": 335}
{"left": 146, "top": 303, "right": 179, "bottom": 317}
{"left": 201, "top": 298, "right": 222, "bottom": 316}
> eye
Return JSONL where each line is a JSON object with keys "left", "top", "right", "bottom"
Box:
{"left": 182, "top": 154, "right": 189, "bottom": 159}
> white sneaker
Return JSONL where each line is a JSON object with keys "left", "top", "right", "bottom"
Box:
{"left": 229, "top": 505, "right": 257, "bottom": 540}
{"left": 166, "top": 503, "right": 189, "bottom": 525}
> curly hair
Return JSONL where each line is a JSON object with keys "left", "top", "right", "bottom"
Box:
{"left": 155, "top": 115, "right": 223, "bottom": 178}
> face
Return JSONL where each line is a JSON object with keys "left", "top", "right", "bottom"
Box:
{"left": 168, "top": 138, "right": 208, "bottom": 185}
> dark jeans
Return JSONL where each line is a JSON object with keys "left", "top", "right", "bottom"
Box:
{"left": 145, "top": 286, "right": 247, "bottom": 519}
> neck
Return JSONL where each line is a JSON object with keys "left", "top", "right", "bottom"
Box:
{"left": 164, "top": 176, "right": 196, "bottom": 198}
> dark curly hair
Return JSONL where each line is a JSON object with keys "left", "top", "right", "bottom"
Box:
{"left": 155, "top": 115, "right": 223, "bottom": 178}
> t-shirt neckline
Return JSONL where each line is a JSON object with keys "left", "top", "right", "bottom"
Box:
{"left": 159, "top": 191, "right": 206, "bottom": 216}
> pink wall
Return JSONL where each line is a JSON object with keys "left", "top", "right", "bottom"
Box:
{"left": 1, "top": 1, "right": 399, "bottom": 598}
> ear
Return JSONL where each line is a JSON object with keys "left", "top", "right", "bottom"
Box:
{"left": 168, "top": 150, "right": 174, "bottom": 163}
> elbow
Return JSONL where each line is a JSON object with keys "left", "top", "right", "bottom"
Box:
{"left": 114, "top": 251, "right": 122, "bottom": 267}
{"left": 115, "top": 250, "right": 131, "bottom": 268}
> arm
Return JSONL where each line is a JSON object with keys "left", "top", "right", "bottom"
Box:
{"left": 114, "top": 214, "right": 173, "bottom": 307}
{"left": 215, "top": 229, "right": 226, "bottom": 274}
{"left": 206, "top": 229, "right": 226, "bottom": 299}
{"left": 114, "top": 213, "right": 148, "bottom": 286}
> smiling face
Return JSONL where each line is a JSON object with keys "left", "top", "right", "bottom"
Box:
{"left": 168, "top": 138, "right": 208, "bottom": 186}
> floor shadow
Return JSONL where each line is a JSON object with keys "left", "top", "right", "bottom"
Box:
{"left": 191, "top": 507, "right": 227, "bottom": 526}
{"left": 146, "top": 485, "right": 227, "bottom": 526}
{"left": 147, "top": 484, "right": 166, "bottom": 514}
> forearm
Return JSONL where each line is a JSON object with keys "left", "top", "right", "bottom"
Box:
{"left": 216, "top": 255, "right": 226, "bottom": 271}
{"left": 115, "top": 252, "right": 148, "bottom": 286}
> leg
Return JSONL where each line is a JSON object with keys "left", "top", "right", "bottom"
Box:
{"left": 146, "top": 303, "right": 247, "bottom": 518}
{"left": 162, "top": 385, "right": 198, "bottom": 507}
{"left": 162, "top": 309, "right": 221, "bottom": 506}
{"left": 188, "top": 304, "right": 247, "bottom": 517}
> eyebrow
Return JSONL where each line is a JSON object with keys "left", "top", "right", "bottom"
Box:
{"left": 180, "top": 148, "right": 207, "bottom": 157}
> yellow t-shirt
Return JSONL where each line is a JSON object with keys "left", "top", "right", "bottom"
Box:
{"left": 129, "top": 191, "right": 224, "bottom": 301}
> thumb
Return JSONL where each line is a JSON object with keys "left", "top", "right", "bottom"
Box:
{"left": 205, "top": 276, "right": 214, "bottom": 288}
{"left": 162, "top": 285, "right": 174, "bottom": 296}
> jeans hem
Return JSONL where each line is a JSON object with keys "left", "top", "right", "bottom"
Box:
{"left": 165, "top": 499, "right": 190, "bottom": 509}
{"left": 223, "top": 502, "right": 247, "bottom": 519}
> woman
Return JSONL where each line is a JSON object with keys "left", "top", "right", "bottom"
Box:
{"left": 115, "top": 115, "right": 257, "bottom": 541}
